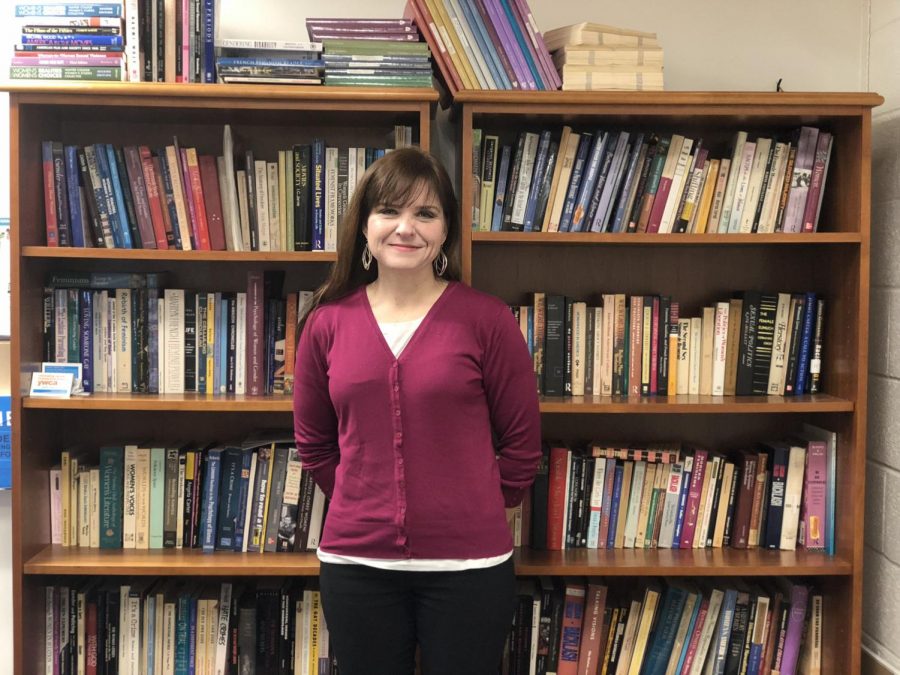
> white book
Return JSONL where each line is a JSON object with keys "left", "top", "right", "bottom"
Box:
{"left": 726, "top": 141, "right": 757, "bottom": 233}
{"left": 89, "top": 467, "right": 100, "bottom": 548}
{"left": 347, "top": 147, "right": 358, "bottom": 203}
{"left": 92, "top": 292, "right": 104, "bottom": 392}
{"left": 767, "top": 293, "right": 792, "bottom": 395}
{"left": 163, "top": 601, "right": 176, "bottom": 675}
{"left": 267, "top": 161, "right": 280, "bottom": 251}
{"left": 163, "top": 289, "right": 184, "bottom": 394}
{"left": 699, "top": 306, "right": 715, "bottom": 396}
{"left": 737, "top": 137, "right": 772, "bottom": 233}
{"left": 157, "top": 297, "right": 166, "bottom": 394}
{"left": 241, "top": 452, "right": 258, "bottom": 553}
{"left": 325, "top": 146, "right": 339, "bottom": 252}
{"left": 235, "top": 292, "right": 247, "bottom": 395}
{"left": 712, "top": 302, "right": 729, "bottom": 396}
{"left": 688, "top": 317, "right": 702, "bottom": 395}
{"left": 622, "top": 460, "right": 646, "bottom": 548}
{"left": 706, "top": 158, "right": 731, "bottom": 233}
{"left": 676, "top": 318, "right": 690, "bottom": 395}
{"left": 254, "top": 160, "right": 270, "bottom": 251}
{"left": 511, "top": 132, "right": 540, "bottom": 226}
{"left": 107, "top": 295, "right": 116, "bottom": 393}
{"left": 175, "top": 452, "right": 185, "bottom": 549}
{"left": 123, "top": 445, "right": 138, "bottom": 549}
{"left": 586, "top": 457, "right": 607, "bottom": 548}
{"left": 717, "top": 131, "right": 748, "bottom": 232}
{"left": 659, "top": 137, "right": 693, "bottom": 233}
{"left": 214, "top": 583, "right": 233, "bottom": 675}
{"left": 301, "top": 591, "right": 314, "bottom": 675}
{"left": 688, "top": 588, "right": 724, "bottom": 675}
{"left": 115, "top": 289, "right": 132, "bottom": 393}
{"left": 757, "top": 142, "right": 790, "bottom": 233}
{"left": 571, "top": 302, "right": 587, "bottom": 396}
{"left": 695, "top": 455, "right": 719, "bottom": 548}
{"left": 780, "top": 444, "right": 807, "bottom": 550}
{"left": 78, "top": 469, "right": 91, "bottom": 547}
{"left": 126, "top": 589, "right": 141, "bottom": 675}
{"left": 234, "top": 168, "right": 252, "bottom": 252}
{"left": 547, "top": 132, "right": 581, "bottom": 232}
{"left": 49, "top": 469, "right": 62, "bottom": 545}
{"left": 355, "top": 147, "right": 366, "bottom": 194}
{"left": 445, "top": 0, "right": 492, "bottom": 88}
{"left": 76, "top": 589, "right": 86, "bottom": 674}
{"left": 45, "top": 587, "right": 54, "bottom": 675}
{"left": 214, "top": 38, "right": 321, "bottom": 50}
{"left": 657, "top": 462, "right": 684, "bottom": 548}
{"left": 277, "top": 153, "right": 288, "bottom": 251}
{"left": 306, "top": 484, "right": 327, "bottom": 549}
{"left": 601, "top": 296, "right": 615, "bottom": 396}
{"left": 592, "top": 306, "right": 604, "bottom": 397}
{"left": 196, "top": 598, "right": 208, "bottom": 675}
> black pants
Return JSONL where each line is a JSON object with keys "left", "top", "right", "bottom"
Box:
{"left": 318, "top": 558, "right": 517, "bottom": 675}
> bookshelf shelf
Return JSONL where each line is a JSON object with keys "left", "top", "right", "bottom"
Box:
{"left": 512, "top": 547, "right": 852, "bottom": 577}
{"left": 22, "top": 393, "right": 294, "bottom": 412}
{"left": 22, "top": 246, "right": 338, "bottom": 262}
{"left": 23, "top": 545, "right": 322, "bottom": 577}
{"left": 471, "top": 232, "right": 863, "bottom": 245}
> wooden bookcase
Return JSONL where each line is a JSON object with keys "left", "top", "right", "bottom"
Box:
{"left": 5, "top": 82, "right": 437, "bottom": 674}
{"left": 457, "top": 90, "right": 882, "bottom": 674}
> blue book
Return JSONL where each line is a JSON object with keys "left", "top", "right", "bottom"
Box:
{"left": 711, "top": 588, "right": 739, "bottom": 675}
{"left": 98, "top": 446, "right": 123, "bottom": 548}
{"left": 93, "top": 144, "right": 125, "bottom": 248}
{"left": 79, "top": 290, "right": 93, "bottom": 393}
{"left": 491, "top": 145, "right": 513, "bottom": 231}
{"left": 592, "top": 131, "right": 631, "bottom": 232}
{"left": 458, "top": 0, "right": 510, "bottom": 88}
{"left": 187, "top": 592, "right": 198, "bottom": 675}
{"left": 215, "top": 447, "right": 243, "bottom": 550}
{"left": 16, "top": 3, "right": 124, "bottom": 17}
{"left": 49, "top": 142, "right": 71, "bottom": 246}
{"left": 611, "top": 133, "right": 646, "bottom": 233}
{"left": 175, "top": 593, "right": 190, "bottom": 675}
{"left": 531, "top": 140, "right": 559, "bottom": 231}
{"left": 147, "top": 288, "right": 159, "bottom": 393}
{"left": 525, "top": 306, "right": 534, "bottom": 357}
{"left": 147, "top": 594, "right": 156, "bottom": 673}
{"left": 234, "top": 448, "right": 254, "bottom": 551}
{"left": 104, "top": 144, "right": 133, "bottom": 248}
{"left": 606, "top": 462, "right": 624, "bottom": 549}
{"left": 64, "top": 145, "right": 85, "bottom": 247}
{"left": 217, "top": 57, "right": 324, "bottom": 67}
{"left": 671, "top": 457, "right": 694, "bottom": 547}
{"left": 497, "top": 0, "right": 545, "bottom": 88}
{"left": 199, "top": 447, "right": 223, "bottom": 552}
{"left": 202, "top": 0, "right": 216, "bottom": 82}
{"left": 794, "top": 291, "right": 818, "bottom": 394}
{"left": 674, "top": 592, "right": 703, "bottom": 674}
{"left": 522, "top": 130, "right": 552, "bottom": 231}
{"left": 570, "top": 131, "right": 609, "bottom": 232}
{"left": 558, "top": 132, "right": 593, "bottom": 232}
{"left": 21, "top": 33, "right": 123, "bottom": 46}
{"left": 641, "top": 584, "right": 689, "bottom": 675}
{"left": 311, "top": 139, "right": 325, "bottom": 250}
{"left": 156, "top": 148, "right": 183, "bottom": 249}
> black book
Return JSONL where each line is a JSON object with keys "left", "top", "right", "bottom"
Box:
{"left": 227, "top": 292, "right": 238, "bottom": 394}
{"left": 113, "top": 146, "right": 143, "bottom": 248}
{"left": 735, "top": 290, "right": 762, "bottom": 396}
{"left": 183, "top": 291, "right": 196, "bottom": 392}
{"left": 564, "top": 298, "right": 574, "bottom": 395}
{"left": 530, "top": 446, "right": 550, "bottom": 551}
{"left": 292, "top": 144, "right": 312, "bottom": 251}
{"left": 543, "top": 295, "right": 566, "bottom": 396}
{"left": 783, "top": 294, "right": 806, "bottom": 394}
{"left": 750, "top": 293, "right": 779, "bottom": 395}
{"left": 244, "top": 150, "right": 258, "bottom": 251}
{"left": 501, "top": 132, "right": 527, "bottom": 231}
{"left": 564, "top": 453, "right": 583, "bottom": 548}
{"left": 75, "top": 147, "right": 107, "bottom": 247}
{"left": 657, "top": 296, "right": 671, "bottom": 395}
{"left": 724, "top": 591, "right": 752, "bottom": 675}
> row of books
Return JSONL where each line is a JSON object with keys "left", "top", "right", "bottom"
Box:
{"left": 44, "top": 579, "right": 335, "bottom": 675}
{"left": 514, "top": 430, "right": 835, "bottom": 554}
{"left": 51, "top": 434, "right": 327, "bottom": 554}
{"left": 42, "top": 271, "right": 310, "bottom": 396}
{"left": 10, "top": 3, "right": 130, "bottom": 82}
{"left": 511, "top": 576, "right": 821, "bottom": 675}
{"left": 472, "top": 125, "right": 833, "bottom": 236}
{"left": 545, "top": 22, "right": 664, "bottom": 92}
{"left": 42, "top": 124, "right": 413, "bottom": 250}
{"left": 513, "top": 291, "right": 825, "bottom": 399}
{"left": 404, "top": 0, "right": 560, "bottom": 93}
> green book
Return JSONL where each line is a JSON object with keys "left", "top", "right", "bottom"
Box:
{"left": 99, "top": 446, "right": 124, "bottom": 548}
{"left": 322, "top": 39, "right": 430, "bottom": 57}
{"left": 149, "top": 446, "right": 166, "bottom": 549}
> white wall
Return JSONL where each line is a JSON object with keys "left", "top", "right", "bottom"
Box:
{"left": 866, "top": 1, "right": 900, "bottom": 672}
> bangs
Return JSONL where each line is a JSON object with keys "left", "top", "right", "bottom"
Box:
{"left": 364, "top": 153, "right": 442, "bottom": 211}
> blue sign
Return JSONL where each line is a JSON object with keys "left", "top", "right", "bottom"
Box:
{"left": 0, "top": 396, "right": 10, "bottom": 489}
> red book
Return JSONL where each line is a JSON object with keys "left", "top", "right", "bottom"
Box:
{"left": 546, "top": 444, "right": 572, "bottom": 550}
{"left": 628, "top": 296, "right": 643, "bottom": 396}
{"left": 185, "top": 148, "right": 211, "bottom": 250}
{"left": 730, "top": 451, "right": 757, "bottom": 549}
{"left": 678, "top": 448, "right": 708, "bottom": 548}
{"left": 42, "top": 140, "right": 59, "bottom": 246}
{"left": 576, "top": 583, "right": 608, "bottom": 675}
{"left": 403, "top": 0, "right": 461, "bottom": 95}
{"left": 178, "top": 148, "right": 204, "bottom": 250}
{"left": 85, "top": 598, "right": 98, "bottom": 675}
{"left": 801, "top": 132, "right": 832, "bottom": 233}
{"left": 198, "top": 154, "right": 227, "bottom": 250}
{"left": 247, "top": 271, "right": 265, "bottom": 396}
{"left": 557, "top": 579, "right": 586, "bottom": 675}
{"left": 138, "top": 146, "right": 170, "bottom": 248}
{"left": 122, "top": 146, "right": 157, "bottom": 249}
{"left": 150, "top": 154, "right": 176, "bottom": 248}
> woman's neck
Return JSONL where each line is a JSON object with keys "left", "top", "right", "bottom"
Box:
{"left": 366, "top": 270, "right": 448, "bottom": 322}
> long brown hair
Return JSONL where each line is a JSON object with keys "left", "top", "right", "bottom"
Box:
{"left": 297, "top": 146, "right": 461, "bottom": 337}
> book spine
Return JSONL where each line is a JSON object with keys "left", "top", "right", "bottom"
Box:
{"left": 793, "top": 292, "right": 817, "bottom": 395}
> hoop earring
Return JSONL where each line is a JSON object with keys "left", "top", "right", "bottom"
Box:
{"left": 361, "top": 243, "right": 373, "bottom": 271}
{"left": 433, "top": 249, "right": 448, "bottom": 276}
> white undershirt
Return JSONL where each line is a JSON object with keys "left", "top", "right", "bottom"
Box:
{"left": 316, "top": 316, "right": 514, "bottom": 572}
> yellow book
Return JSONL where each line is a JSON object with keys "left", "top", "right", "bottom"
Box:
{"left": 692, "top": 455, "right": 716, "bottom": 549}
{"left": 627, "top": 585, "right": 662, "bottom": 675}
{"left": 278, "top": 151, "right": 288, "bottom": 252}
{"left": 422, "top": 0, "right": 477, "bottom": 89}
{"left": 134, "top": 445, "right": 151, "bottom": 550}
{"left": 309, "top": 590, "right": 321, "bottom": 674}
{"left": 165, "top": 145, "right": 193, "bottom": 250}
{"left": 634, "top": 462, "right": 656, "bottom": 548}
{"left": 614, "top": 460, "right": 633, "bottom": 549}
{"left": 692, "top": 159, "right": 719, "bottom": 233}
{"left": 541, "top": 126, "right": 572, "bottom": 231}
{"left": 258, "top": 443, "right": 276, "bottom": 553}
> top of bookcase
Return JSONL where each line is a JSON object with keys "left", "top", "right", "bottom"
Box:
{"left": 453, "top": 90, "right": 883, "bottom": 111}
{"left": 1, "top": 81, "right": 440, "bottom": 104}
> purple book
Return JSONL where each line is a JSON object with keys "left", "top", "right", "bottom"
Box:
{"left": 779, "top": 583, "right": 809, "bottom": 675}
{"left": 508, "top": 0, "right": 561, "bottom": 89}
{"left": 471, "top": 0, "right": 520, "bottom": 89}
{"left": 482, "top": 0, "right": 535, "bottom": 89}
{"left": 306, "top": 18, "right": 416, "bottom": 30}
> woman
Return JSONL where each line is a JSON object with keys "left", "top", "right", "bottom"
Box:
{"left": 293, "top": 146, "right": 542, "bottom": 675}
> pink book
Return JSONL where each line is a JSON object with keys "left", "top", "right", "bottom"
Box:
{"left": 473, "top": 0, "right": 521, "bottom": 89}
{"left": 122, "top": 146, "right": 158, "bottom": 249}
{"left": 181, "top": 0, "right": 190, "bottom": 82}
{"left": 484, "top": 0, "right": 536, "bottom": 90}
{"left": 650, "top": 296, "right": 660, "bottom": 394}
{"left": 646, "top": 174, "right": 673, "bottom": 234}
{"left": 185, "top": 149, "right": 211, "bottom": 250}
{"left": 801, "top": 439, "right": 827, "bottom": 551}
{"left": 628, "top": 296, "right": 643, "bottom": 396}
{"left": 780, "top": 583, "right": 809, "bottom": 675}
{"left": 801, "top": 132, "right": 832, "bottom": 233}
{"left": 138, "top": 146, "right": 170, "bottom": 249}
{"left": 557, "top": 579, "right": 587, "bottom": 675}
{"left": 509, "top": 0, "right": 561, "bottom": 89}
{"left": 247, "top": 272, "right": 265, "bottom": 396}
{"left": 679, "top": 596, "right": 710, "bottom": 675}
{"left": 678, "top": 448, "right": 708, "bottom": 548}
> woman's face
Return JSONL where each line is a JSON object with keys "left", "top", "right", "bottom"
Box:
{"left": 364, "top": 183, "right": 447, "bottom": 276}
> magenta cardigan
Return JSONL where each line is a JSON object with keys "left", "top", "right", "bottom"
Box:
{"left": 292, "top": 281, "right": 542, "bottom": 560}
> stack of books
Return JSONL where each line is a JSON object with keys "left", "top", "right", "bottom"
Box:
{"left": 405, "top": 0, "right": 560, "bottom": 93}
{"left": 544, "top": 22, "right": 664, "bottom": 91}
{"left": 10, "top": 1, "right": 128, "bottom": 82}
{"left": 214, "top": 39, "right": 324, "bottom": 85}
{"left": 308, "top": 18, "right": 433, "bottom": 87}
